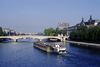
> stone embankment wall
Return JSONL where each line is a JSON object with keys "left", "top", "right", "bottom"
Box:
{"left": 66, "top": 41, "right": 100, "bottom": 49}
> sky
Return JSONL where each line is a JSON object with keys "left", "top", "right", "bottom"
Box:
{"left": 0, "top": 0, "right": 100, "bottom": 33}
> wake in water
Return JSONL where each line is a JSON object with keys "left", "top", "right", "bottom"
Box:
{"left": 58, "top": 52, "right": 75, "bottom": 57}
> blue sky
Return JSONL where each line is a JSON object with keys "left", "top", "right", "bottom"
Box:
{"left": 0, "top": 0, "right": 100, "bottom": 33}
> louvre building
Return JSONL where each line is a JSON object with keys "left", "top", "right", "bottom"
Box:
{"left": 67, "top": 15, "right": 100, "bottom": 36}
{"left": 76, "top": 15, "right": 100, "bottom": 27}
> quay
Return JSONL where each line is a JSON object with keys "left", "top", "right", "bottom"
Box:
{"left": 66, "top": 40, "right": 100, "bottom": 49}
{"left": 33, "top": 42, "right": 54, "bottom": 52}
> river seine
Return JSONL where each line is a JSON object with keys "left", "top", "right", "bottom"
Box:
{"left": 0, "top": 39, "right": 100, "bottom": 67}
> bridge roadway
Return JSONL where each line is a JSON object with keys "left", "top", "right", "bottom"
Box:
{"left": 0, "top": 35, "right": 68, "bottom": 42}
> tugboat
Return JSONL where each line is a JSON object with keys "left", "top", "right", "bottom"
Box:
{"left": 52, "top": 43, "right": 67, "bottom": 54}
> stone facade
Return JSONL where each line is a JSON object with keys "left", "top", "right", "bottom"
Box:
{"left": 76, "top": 15, "right": 100, "bottom": 27}
{"left": 67, "top": 26, "right": 77, "bottom": 36}
{"left": 67, "top": 15, "right": 100, "bottom": 36}
{"left": 3, "top": 28, "right": 16, "bottom": 36}
{"left": 57, "top": 22, "right": 69, "bottom": 30}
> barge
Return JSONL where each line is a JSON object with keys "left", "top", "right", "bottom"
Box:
{"left": 33, "top": 42, "right": 67, "bottom": 54}
{"left": 34, "top": 42, "right": 53, "bottom": 52}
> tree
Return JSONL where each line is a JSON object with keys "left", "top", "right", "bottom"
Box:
{"left": 77, "top": 25, "right": 87, "bottom": 31}
{"left": 44, "top": 28, "right": 67, "bottom": 36}
{"left": 0, "top": 27, "right": 7, "bottom": 36}
{"left": 44, "top": 28, "right": 56, "bottom": 36}
{"left": 70, "top": 25, "right": 100, "bottom": 41}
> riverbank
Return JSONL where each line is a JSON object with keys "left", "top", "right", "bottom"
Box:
{"left": 66, "top": 40, "right": 100, "bottom": 49}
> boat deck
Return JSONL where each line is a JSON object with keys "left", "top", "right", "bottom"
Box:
{"left": 33, "top": 42, "right": 54, "bottom": 52}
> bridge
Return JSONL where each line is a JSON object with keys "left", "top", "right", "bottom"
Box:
{"left": 0, "top": 35, "right": 69, "bottom": 42}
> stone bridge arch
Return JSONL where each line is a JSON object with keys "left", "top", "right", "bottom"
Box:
{"left": 37, "top": 36, "right": 62, "bottom": 42}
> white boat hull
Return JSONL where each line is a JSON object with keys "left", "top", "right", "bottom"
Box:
{"left": 53, "top": 47, "right": 67, "bottom": 54}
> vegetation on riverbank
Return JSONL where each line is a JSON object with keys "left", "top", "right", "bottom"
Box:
{"left": 70, "top": 25, "right": 100, "bottom": 41}
{"left": 0, "top": 27, "right": 7, "bottom": 36}
{"left": 44, "top": 28, "right": 67, "bottom": 36}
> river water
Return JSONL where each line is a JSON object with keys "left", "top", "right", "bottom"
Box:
{"left": 0, "top": 39, "right": 100, "bottom": 67}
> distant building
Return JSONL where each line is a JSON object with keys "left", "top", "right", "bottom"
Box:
{"left": 76, "top": 15, "right": 100, "bottom": 27}
{"left": 3, "top": 28, "right": 16, "bottom": 36}
{"left": 67, "top": 26, "right": 77, "bottom": 36}
{"left": 16, "top": 32, "right": 25, "bottom": 35}
{"left": 57, "top": 22, "right": 69, "bottom": 30}
{"left": 67, "top": 15, "right": 100, "bottom": 36}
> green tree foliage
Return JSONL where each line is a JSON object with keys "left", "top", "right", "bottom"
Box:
{"left": 0, "top": 27, "right": 7, "bottom": 36}
{"left": 44, "top": 28, "right": 55, "bottom": 36}
{"left": 20, "top": 33, "right": 26, "bottom": 35}
{"left": 77, "top": 25, "right": 87, "bottom": 31}
{"left": 70, "top": 26, "right": 100, "bottom": 41}
{"left": 44, "top": 28, "right": 67, "bottom": 36}
{"left": 57, "top": 30, "right": 67, "bottom": 36}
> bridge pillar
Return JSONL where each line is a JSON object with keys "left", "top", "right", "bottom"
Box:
{"left": 23, "top": 38, "right": 26, "bottom": 40}
{"left": 63, "top": 37, "right": 65, "bottom": 41}
{"left": 60, "top": 38, "right": 62, "bottom": 42}
{"left": 61, "top": 37, "right": 65, "bottom": 42}
{"left": 38, "top": 39, "right": 42, "bottom": 42}
{"left": 14, "top": 39, "right": 18, "bottom": 42}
